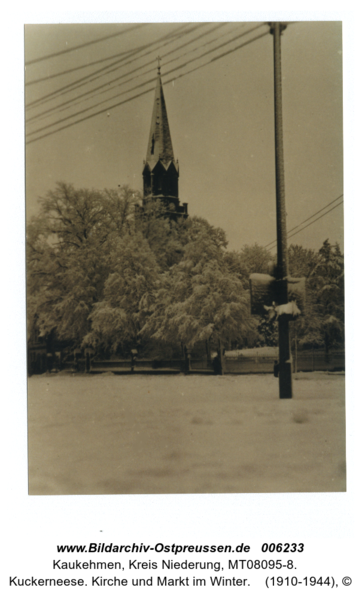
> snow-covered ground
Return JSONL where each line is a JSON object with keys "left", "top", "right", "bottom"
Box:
{"left": 28, "top": 372, "right": 345, "bottom": 495}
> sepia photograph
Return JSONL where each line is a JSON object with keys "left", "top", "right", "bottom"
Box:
{"left": 25, "top": 21, "right": 345, "bottom": 496}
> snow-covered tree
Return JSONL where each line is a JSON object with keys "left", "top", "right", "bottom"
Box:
{"left": 239, "top": 243, "right": 275, "bottom": 277}
{"left": 27, "top": 183, "right": 139, "bottom": 346}
{"left": 309, "top": 239, "right": 344, "bottom": 357}
{"left": 141, "top": 218, "right": 253, "bottom": 352}
{"left": 288, "top": 244, "right": 318, "bottom": 279}
{"left": 84, "top": 233, "right": 160, "bottom": 353}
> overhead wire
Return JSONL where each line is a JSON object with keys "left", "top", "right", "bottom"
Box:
{"left": 26, "top": 23, "right": 227, "bottom": 122}
{"left": 26, "top": 46, "right": 138, "bottom": 86}
{"left": 26, "top": 23, "right": 205, "bottom": 109}
{"left": 265, "top": 194, "right": 344, "bottom": 248}
{"left": 264, "top": 196, "right": 344, "bottom": 250}
{"left": 285, "top": 201, "right": 343, "bottom": 242}
{"left": 25, "top": 25, "right": 192, "bottom": 87}
{"left": 25, "top": 23, "right": 148, "bottom": 66}
{"left": 68, "top": 22, "right": 255, "bottom": 114}
{"left": 26, "top": 24, "right": 269, "bottom": 141}
{"left": 26, "top": 22, "right": 202, "bottom": 88}
{"left": 27, "top": 22, "right": 238, "bottom": 125}
{"left": 26, "top": 28, "right": 269, "bottom": 145}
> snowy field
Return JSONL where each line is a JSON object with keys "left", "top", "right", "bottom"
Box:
{"left": 27, "top": 372, "right": 345, "bottom": 495}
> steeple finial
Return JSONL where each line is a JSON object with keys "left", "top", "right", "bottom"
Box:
{"left": 157, "top": 55, "right": 161, "bottom": 75}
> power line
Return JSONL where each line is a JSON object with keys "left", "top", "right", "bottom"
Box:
{"left": 27, "top": 23, "right": 237, "bottom": 125}
{"left": 264, "top": 194, "right": 344, "bottom": 248}
{"left": 266, "top": 193, "right": 344, "bottom": 247}
{"left": 26, "top": 47, "right": 138, "bottom": 86}
{"left": 25, "top": 24, "right": 191, "bottom": 86}
{"left": 26, "top": 23, "right": 203, "bottom": 88}
{"left": 265, "top": 197, "right": 344, "bottom": 250}
{"left": 284, "top": 201, "right": 343, "bottom": 243}
{"left": 26, "top": 23, "right": 205, "bottom": 109}
{"left": 26, "top": 23, "right": 226, "bottom": 123}
{"left": 26, "top": 25, "right": 268, "bottom": 140}
{"left": 26, "top": 29, "right": 269, "bottom": 145}
{"left": 25, "top": 23, "right": 148, "bottom": 66}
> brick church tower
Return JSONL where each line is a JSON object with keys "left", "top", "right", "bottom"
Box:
{"left": 142, "top": 64, "right": 188, "bottom": 219}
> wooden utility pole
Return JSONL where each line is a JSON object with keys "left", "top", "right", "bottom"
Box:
{"left": 249, "top": 24, "right": 304, "bottom": 397}
{"left": 270, "top": 22, "right": 293, "bottom": 398}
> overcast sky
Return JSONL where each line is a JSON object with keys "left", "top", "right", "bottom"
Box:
{"left": 25, "top": 21, "right": 343, "bottom": 253}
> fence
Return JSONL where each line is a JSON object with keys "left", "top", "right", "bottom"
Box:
{"left": 28, "top": 348, "right": 344, "bottom": 375}
{"left": 225, "top": 349, "right": 344, "bottom": 374}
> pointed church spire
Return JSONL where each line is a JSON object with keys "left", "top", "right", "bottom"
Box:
{"left": 142, "top": 62, "right": 187, "bottom": 220}
{"left": 145, "top": 62, "right": 174, "bottom": 165}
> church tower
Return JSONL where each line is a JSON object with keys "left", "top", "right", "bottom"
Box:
{"left": 142, "top": 63, "right": 188, "bottom": 219}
